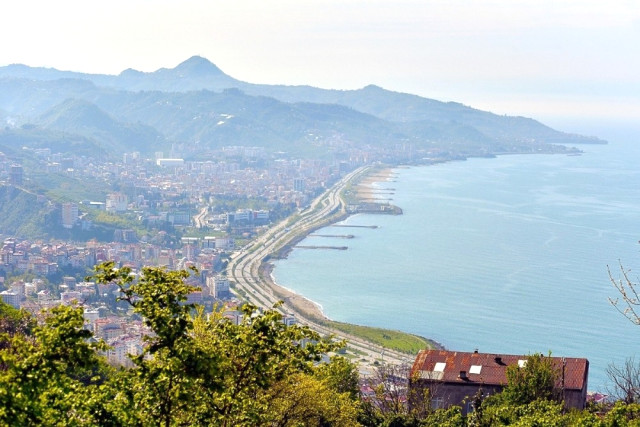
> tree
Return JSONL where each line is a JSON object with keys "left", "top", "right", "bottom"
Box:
{"left": 0, "top": 304, "right": 109, "bottom": 425}
{"left": 607, "top": 357, "right": 640, "bottom": 404}
{"left": 1, "top": 261, "right": 364, "bottom": 425}
{"left": 501, "top": 352, "right": 562, "bottom": 406}
{"left": 265, "top": 373, "right": 361, "bottom": 426}
{"left": 0, "top": 299, "right": 34, "bottom": 351}
{"left": 92, "top": 261, "right": 350, "bottom": 426}
{"left": 608, "top": 262, "right": 640, "bottom": 325}
{"left": 315, "top": 354, "right": 361, "bottom": 400}
{"left": 602, "top": 401, "right": 640, "bottom": 425}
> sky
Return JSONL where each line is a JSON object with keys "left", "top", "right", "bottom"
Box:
{"left": 2, "top": 1, "right": 639, "bottom": 130}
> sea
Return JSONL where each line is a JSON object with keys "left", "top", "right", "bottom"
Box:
{"left": 273, "top": 121, "right": 640, "bottom": 392}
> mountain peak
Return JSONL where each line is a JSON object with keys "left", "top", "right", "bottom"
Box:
{"left": 361, "top": 84, "right": 384, "bottom": 91}
{"left": 173, "top": 56, "right": 224, "bottom": 76}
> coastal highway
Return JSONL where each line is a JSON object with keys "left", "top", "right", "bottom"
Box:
{"left": 226, "top": 166, "right": 412, "bottom": 367}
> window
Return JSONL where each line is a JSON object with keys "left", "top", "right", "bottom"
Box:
{"left": 434, "top": 362, "right": 446, "bottom": 372}
{"left": 466, "top": 401, "right": 475, "bottom": 413}
{"left": 469, "top": 365, "right": 482, "bottom": 374}
{"left": 431, "top": 397, "right": 445, "bottom": 409}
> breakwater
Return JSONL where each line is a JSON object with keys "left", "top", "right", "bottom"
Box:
{"left": 311, "top": 234, "right": 355, "bottom": 238}
{"left": 294, "top": 245, "right": 348, "bottom": 250}
{"left": 332, "top": 224, "right": 379, "bottom": 229}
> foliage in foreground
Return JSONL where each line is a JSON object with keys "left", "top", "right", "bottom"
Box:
{"left": 0, "top": 262, "right": 361, "bottom": 426}
{"left": 2, "top": 262, "right": 640, "bottom": 425}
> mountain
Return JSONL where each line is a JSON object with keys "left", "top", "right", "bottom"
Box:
{"left": 0, "top": 57, "right": 605, "bottom": 159}
{"left": 36, "top": 98, "right": 166, "bottom": 154}
{"left": 109, "top": 56, "right": 240, "bottom": 92}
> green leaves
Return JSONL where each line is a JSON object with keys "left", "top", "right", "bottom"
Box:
{"left": 90, "top": 262, "right": 350, "bottom": 426}
{"left": 502, "top": 353, "right": 561, "bottom": 406}
{"left": 0, "top": 304, "right": 109, "bottom": 425}
{"left": 0, "top": 262, "right": 362, "bottom": 425}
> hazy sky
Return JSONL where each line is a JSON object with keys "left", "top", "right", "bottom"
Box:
{"left": 2, "top": 1, "right": 639, "bottom": 126}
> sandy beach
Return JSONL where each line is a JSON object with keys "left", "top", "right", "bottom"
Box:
{"left": 260, "top": 262, "right": 329, "bottom": 322}
{"left": 354, "top": 168, "right": 396, "bottom": 200}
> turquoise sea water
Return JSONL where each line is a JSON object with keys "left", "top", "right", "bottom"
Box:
{"left": 273, "top": 126, "right": 640, "bottom": 392}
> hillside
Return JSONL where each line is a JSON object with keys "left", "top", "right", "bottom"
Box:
{"left": 0, "top": 185, "right": 53, "bottom": 238}
{"left": 36, "top": 99, "right": 166, "bottom": 154}
{"left": 0, "top": 57, "right": 605, "bottom": 159}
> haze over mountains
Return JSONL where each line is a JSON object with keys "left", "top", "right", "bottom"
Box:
{"left": 0, "top": 56, "right": 604, "bottom": 160}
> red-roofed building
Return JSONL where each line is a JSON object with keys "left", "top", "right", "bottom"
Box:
{"left": 410, "top": 349, "right": 589, "bottom": 414}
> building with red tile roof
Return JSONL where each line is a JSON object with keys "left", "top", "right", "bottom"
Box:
{"left": 410, "top": 349, "right": 589, "bottom": 414}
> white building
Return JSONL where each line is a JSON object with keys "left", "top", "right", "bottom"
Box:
{"left": 207, "top": 276, "right": 231, "bottom": 299}
{"left": 106, "top": 335, "right": 144, "bottom": 367}
{"left": 156, "top": 158, "right": 184, "bottom": 168}
{"left": 282, "top": 314, "right": 297, "bottom": 326}
{"left": 215, "top": 237, "right": 234, "bottom": 250}
{"left": 10, "top": 281, "right": 25, "bottom": 296}
{"left": 84, "top": 309, "right": 100, "bottom": 325}
{"left": 106, "top": 193, "right": 128, "bottom": 213}
{"left": 223, "top": 309, "right": 243, "bottom": 325}
{"left": 0, "top": 290, "right": 20, "bottom": 308}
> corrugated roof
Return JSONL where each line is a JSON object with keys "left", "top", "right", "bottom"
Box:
{"left": 411, "top": 350, "right": 588, "bottom": 391}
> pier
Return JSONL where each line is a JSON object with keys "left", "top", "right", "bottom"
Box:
{"left": 310, "top": 234, "right": 355, "bottom": 238}
{"left": 332, "top": 224, "right": 379, "bottom": 229}
{"left": 293, "top": 245, "right": 348, "bottom": 250}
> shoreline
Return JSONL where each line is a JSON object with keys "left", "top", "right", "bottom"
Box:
{"left": 260, "top": 166, "right": 444, "bottom": 351}
{"left": 265, "top": 166, "right": 397, "bottom": 322}
{"left": 260, "top": 261, "right": 329, "bottom": 322}
{"left": 354, "top": 168, "right": 397, "bottom": 200}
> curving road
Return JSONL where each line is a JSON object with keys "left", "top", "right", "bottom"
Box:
{"left": 226, "top": 166, "right": 412, "bottom": 366}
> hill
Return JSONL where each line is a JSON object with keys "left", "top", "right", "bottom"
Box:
{"left": 36, "top": 99, "right": 166, "bottom": 154}
{"left": 0, "top": 57, "right": 605, "bottom": 159}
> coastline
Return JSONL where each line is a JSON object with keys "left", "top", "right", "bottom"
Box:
{"left": 260, "top": 261, "right": 329, "bottom": 322}
{"left": 354, "top": 168, "right": 397, "bottom": 200}
{"left": 260, "top": 166, "right": 443, "bottom": 351}
{"left": 264, "top": 167, "right": 397, "bottom": 322}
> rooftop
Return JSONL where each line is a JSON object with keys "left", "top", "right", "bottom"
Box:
{"left": 411, "top": 349, "right": 588, "bottom": 391}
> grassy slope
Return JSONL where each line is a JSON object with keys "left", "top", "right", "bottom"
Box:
{"left": 327, "top": 320, "right": 438, "bottom": 355}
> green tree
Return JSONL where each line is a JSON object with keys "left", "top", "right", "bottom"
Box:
{"left": 0, "top": 299, "right": 34, "bottom": 350}
{"left": 0, "top": 304, "right": 108, "bottom": 425}
{"left": 0, "top": 262, "right": 363, "bottom": 426}
{"left": 602, "top": 401, "right": 640, "bottom": 426}
{"left": 315, "top": 354, "right": 361, "bottom": 400}
{"left": 501, "top": 352, "right": 561, "bottom": 406}
{"left": 264, "top": 373, "right": 361, "bottom": 426}
{"left": 92, "top": 261, "right": 351, "bottom": 426}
